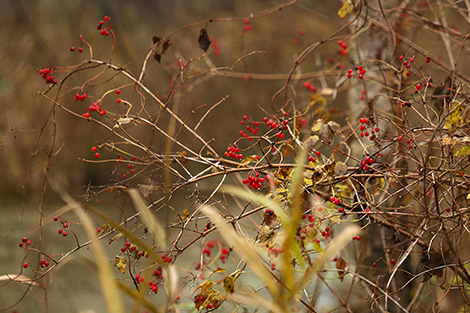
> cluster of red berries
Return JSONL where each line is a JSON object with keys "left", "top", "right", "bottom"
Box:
{"left": 53, "top": 216, "right": 69, "bottom": 237}
{"left": 70, "top": 46, "right": 84, "bottom": 53}
{"left": 39, "top": 67, "right": 57, "bottom": 84}
{"left": 359, "top": 117, "right": 380, "bottom": 141}
{"left": 329, "top": 196, "right": 342, "bottom": 205}
{"left": 19, "top": 237, "right": 32, "bottom": 248}
{"left": 347, "top": 65, "right": 367, "bottom": 79}
{"left": 302, "top": 81, "right": 317, "bottom": 92}
{"left": 202, "top": 240, "right": 214, "bottom": 257}
{"left": 414, "top": 83, "right": 422, "bottom": 94}
{"left": 397, "top": 135, "right": 414, "bottom": 150}
{"left": 149, "top": 281, "right": 159, "bottom": 294}
{"left": 39, "top": 258, "right": 50, "bottom": 268}
{"left": 352, "top": 235, "right": 361, "bottom": 241}
{"left": 263, "top": 113, "right": 289, "bottom": 140}
{"left": 134, "top": 273, "right": 145, "bottom": 284}
{"left": 148, "top": 266, "right": 164, "bottom": 294}
{"left": 74, "top": 92, "right": 87, "bottom": 102}
{"left": 425, "top": 55, "right": 431, "bottom": 63}
{"left": 301, "top": 212, "right": 315, "bottom": 223}
{"left": 359, "top": 156, "right": 374, "bottom": 171}
{"left": 194, "top": 295, "right": 209, "bottom": 308}
{"left": 127, "top": 164, "right": 135, "bottom": 175}
{"left": 399, "top": 55, "right": 415, "bottom": 76}
{"left": 70, "top": 35, "right": 85, "bottom": 53}
{"left": 337, "top": 40, "right": 348, "bottom": 56}
{"left": 307, "top": 156, "right": 317, "bottom": 163}
{"left": 91, "top": 146, "right": 100, "bottom": 159}
{"left": 242, "top": 19, "right": 253, "bottom": 33}
{"left": 121, "top": 241, "right": 136, "bottom": 253}
{"left": 97, "top": 16, "right": 112, "bottom": 36}
{"left": 239, "top": 115, "right": 259, "bottom": 140}
{"left": 220, "top": 247, "right": 230, "bottom": 262}
{"left": 210, "top": 37, "right": 221, "bottom": 56}
{"left": 270, "top": 261, "right": 276, "bottom": 271}
{"left": 292, "top": 30, "right": 304, "bottom": 44}
{"left": 267, "top": 245, "right": 284, "bottom": 258}
{"left": 161, "top": 254, "right": 173, "bottom": 264}
{"left": 84, "top": 101, "right": 107, "bottom": 118}
{"left": 224, "top": 145, "right": 243, "bottom": 160}
{"left": 401, "top": 100, "right": 411, "bottom": 107}
{"left": 242, "top": 171, "right": 265, "bottom": 190}
{"left": 321, "top": 226, "right": 331, "bottom": 238}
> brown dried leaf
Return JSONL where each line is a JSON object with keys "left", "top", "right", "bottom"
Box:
{"left": 198, "top": 28, "right": 211, "bottom": 52}
{"left": 335, "top": 161, "right": 348, "bottom": 176}
{"left": 336, "top": 257, "right": 347, "bottom": 281}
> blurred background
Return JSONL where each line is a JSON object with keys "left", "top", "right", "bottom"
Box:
{"left": 2, "top": 0, "right": 467, "bottom": 312}
{"left": 0, "top": 1, "right": 343, "bottom": 312}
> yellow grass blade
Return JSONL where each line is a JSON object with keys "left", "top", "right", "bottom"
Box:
{"left": 75, "top": 208, "right": 124, "bottom": 313}
{"left": 294, "top": 225, "right": 359, "bottom": 294}
{"left": 129, "top": 189, "right": 167, "bottom": 251}
{"left": 201, "top": 206, "right": 280, "bottom": 297}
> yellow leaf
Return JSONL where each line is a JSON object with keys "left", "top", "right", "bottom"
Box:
{"left": 444, "top": 100, "right": 464, "bottom": 134}
{"left": 208, "top": 267, "right": 226, "bottom": 277}
{"left": 280, "top": 141, "right": 294, "bottom": 157}
{"left": 179, "top": 209, "right": 190, "bottom": 222}
{"left": 311, "top": 119, "right": 324, "bottom": 132}
{"left": 458, "top": 145, "right": 470, "bottom": 157}
{"left": 238, "top": 155, "right": 259, "bottom": 167}
{"left": 324, "top": 162, "right": 336, "bottom": 177}
{"left": 223, "top": 276, "right": 236, "bottom": 294}
{"left": 338, "top": 0, "right": 353, "bottom": 19}
{"left": 114, "top": 256, "right": 127, "bottom": 274}
{"left": 97, "top": 224, "right": 111, "bottom": 234}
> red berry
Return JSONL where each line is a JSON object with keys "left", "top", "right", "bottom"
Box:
{"left": 116, "top": 89, "right": 121, "bottom": 95}
{"left": 103, "top": 16, "right": 110, "bottom": 21}
{"left": 390, "top": 259, "right": 396, "bottom": 265}
{"left": 58, "top": 229, "right": 63, "bottom": 235}
{"left": 70, "top": 47, "right": 76, "bottom": 52}
{"left": 23, "top": 263, "right": 29, "bottom": 269}
{"left": 372, "top": 262, "right": 377, "bottom": 267}
{"left": 78, "top": 48, "right": 84, "bottom": 53}
{"left": 95, "top": 152, "right": 100, "bottom": 158}
{"left": 62, "top": 231, "right": 68, "bottom": 237}
{"left": 91, "top": 146, "right": 97, "bottom": 152}
{"left": 54, "top": 216, "right": 59, "bottom": 221}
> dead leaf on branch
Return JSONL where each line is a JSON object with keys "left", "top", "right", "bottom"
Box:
{"left": 336, "top": 257, "right": 347, "bottom": 281}
{"left": 338, "top": 0, "right": 353, "bottom": 19}
{"left": 198, "top": 28, "right": 211, "bottom": 52}
{"left": 193, "top": 280, "right": 226, "bottom": 311}
{"left": 444, "top": 100, "right": 464, "bottom": 135}
{"left": 319, "top": 121, "right": 342, "bottom": 144}
{"left": 114, "top": 256, "right": 127, "bottom": 274}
